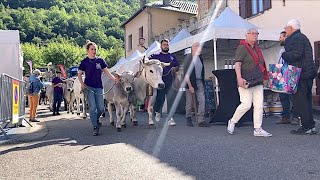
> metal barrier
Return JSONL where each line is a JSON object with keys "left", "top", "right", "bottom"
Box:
{"left": 0, "top": 73, "right": 32, "bottom": 139}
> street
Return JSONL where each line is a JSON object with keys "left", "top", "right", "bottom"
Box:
{"left": 1, "top": 105, "right": 320, "bottom": 180}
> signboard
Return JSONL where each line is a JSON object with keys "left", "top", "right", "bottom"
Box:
{"left": 204, "top": 80, "right": 215, "bottom": 110}
{"left": 12, "top": 80, "right": 20, "bottom": 124}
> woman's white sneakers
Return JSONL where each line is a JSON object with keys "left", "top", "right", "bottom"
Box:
{"left": 227, "top": 120, "right": 272, "bottom": 137}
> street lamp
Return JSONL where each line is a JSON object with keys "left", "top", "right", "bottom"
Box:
{"left": 138, "top": 37, "right": 147, "bottom": 50}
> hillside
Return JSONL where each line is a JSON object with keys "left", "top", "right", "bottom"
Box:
{"left": 0, "top": 0, "right": 140, "bottom": 70}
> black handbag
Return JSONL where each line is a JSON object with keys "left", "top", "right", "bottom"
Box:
{"left": 241, "top": 65, "right": 264, "bottom": 88}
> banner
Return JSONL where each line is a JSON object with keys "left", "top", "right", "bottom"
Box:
{"left": 59, "top": 64, "right": 67, "bottom": 78}
{"left": 12, "top": 80, "right": 20, "bottom": 124}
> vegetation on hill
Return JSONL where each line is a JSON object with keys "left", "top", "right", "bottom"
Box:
{"left": 0, "top": 0, "right": 140, "bottom": 72}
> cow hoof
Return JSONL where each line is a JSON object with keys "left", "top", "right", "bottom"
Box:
{"left": 67, "top": 112, "right": 69, "bottom": 114}
{"left": 110, "top": 122, "right": 114, "bottom": 126}
{"left": 72, "top": 112, "right": 74, "bottom": 114}
{"left": 117, "top": 128, "right": 121, "bottom": 132}
{"left": 82, "top": 116, "right": 87, "bottom": 119}
{"left": 121, "top": 124, "right": 126, "bottom": 128}
{"left": 133, "top": 121, "right": 138, "bottom": 126}
{"left": 149, "top": 124, "right": 156, "bottom": 129}
{"left": 77, "top": 113, "right": 80, "bottom": 116}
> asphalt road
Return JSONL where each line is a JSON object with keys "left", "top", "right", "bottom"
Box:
{"left": 1, "top": 105, "right": 320, "bottom": 180}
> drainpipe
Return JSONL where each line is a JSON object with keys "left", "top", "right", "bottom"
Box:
{"left": 144, "top": 8, "right": 153, "bottom": 46}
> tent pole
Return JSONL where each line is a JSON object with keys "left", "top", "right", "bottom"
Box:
{"left": 213, "top": 38, "right": 219, "bottom": 106}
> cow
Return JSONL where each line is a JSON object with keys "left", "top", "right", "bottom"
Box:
{"left": 73, "top": 77, "right": 88, "bottom": 118}
{"left": 45, "top": 83, "right": 54, "bottom": 111}
{"left": 63, "top": 78, "right": 75, "bottom": 114}
{"left": 114, "top": 57, "right": 170, "bottom": 128}
{"left": 103, "top": 71, "right": 136, "bottom": 132}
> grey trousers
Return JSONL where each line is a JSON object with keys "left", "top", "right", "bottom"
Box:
{"left": 185, "top": 80, "right": 205, "bottom": 123}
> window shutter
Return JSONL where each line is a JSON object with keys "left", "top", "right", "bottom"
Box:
{"left": 263, "top": 0, "right": 271, "bottom": 11}
{"left": 239, "top": 0, "right": 247, "bottom": 18}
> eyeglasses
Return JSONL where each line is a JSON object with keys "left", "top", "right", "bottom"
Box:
{"left": 247, "top": 32, "right": 259, "bottom": 35}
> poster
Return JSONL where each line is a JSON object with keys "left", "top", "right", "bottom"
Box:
{"left": 12, "top": 80, "right": 19, "bottom": 124}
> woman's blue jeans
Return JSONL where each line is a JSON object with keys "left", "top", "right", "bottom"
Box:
{"left": 86, "top": 87, "right": 104, "bottom": 128}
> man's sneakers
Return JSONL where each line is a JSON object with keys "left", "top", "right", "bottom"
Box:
{"left": 290, "top": 127, "right": 317, "bottom": 135}
{"left": 276, "top": 117, "right": 290, "bottom": 124}
{"left": 227, "top": 120, "right": 235, "bottom": 134}
{"left": 168, "top": 118, "right": 176, "bottom": 126}
{"left": 186, "top": 117, "right": 193, "bottom": 127}
{"left": 290, "top": 117, "right": 300, "bottom": 125}
{"left": 254, "top": 128, "right": 272, "bottom": 137}
{"left": 155, "top": 112, "right": 161, "bottom": 122}
{"left": 93, "top": 127, "right": 99, "bottom": 136}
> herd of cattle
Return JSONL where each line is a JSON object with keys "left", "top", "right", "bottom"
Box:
{"left": 41, "top": 57, "right": 182, "bottom": 132}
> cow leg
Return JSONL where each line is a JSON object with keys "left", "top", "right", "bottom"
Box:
{"left": 121, "top": 106, "right": 128, "bottom": 128}
{"left": 108, "top": 102, "right": 114, "bottom": 126}
{"left": 130, "top": 105, "right": 138, "bottom": 126}
{"left": 75, "top": 97, "right": 81, "bottom": 116}
{"left": 114, "top": 102, "right": 122, "bottom": 132}
{"left": 148, "top": 104, "right": 155, "bottom": 128}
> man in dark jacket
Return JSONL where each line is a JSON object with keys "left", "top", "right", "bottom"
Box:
{"left": 281, "top": 19, "right": 317, "bottom": 135}
{"left": 183, "top": 42, "right": 210, "bottom": 127}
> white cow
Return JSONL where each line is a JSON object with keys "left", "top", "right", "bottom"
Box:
{"left": 73, "top": 77, "right": 88, "bottom": 118}
{"left": 63, "top": 78, "right": 75, "bottom": 114}
{"left": 110, "top": 57, "right": 169, "bottom": 128}
{"left": 45, "top": 82, "right": 53, "bottom": 111}
{"left": 103, "top": 71, "right": 136, "bottom": 132}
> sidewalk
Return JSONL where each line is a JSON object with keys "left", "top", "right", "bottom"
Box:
{"left": 0, "top": 106, "right": 49, "bottom": 145}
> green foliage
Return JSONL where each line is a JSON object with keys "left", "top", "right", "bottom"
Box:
{"left": 0, "top": 0, "right": 141, "bottom": 69}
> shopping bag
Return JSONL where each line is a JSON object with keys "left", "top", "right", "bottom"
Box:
{"left": 268, "top": 64, "right": 301, "bottom": 94}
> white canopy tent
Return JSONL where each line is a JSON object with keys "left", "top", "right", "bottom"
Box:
{"left": 114, "top": 50, "right": 144, "bottom": 73}
{"left": 144, "top": 41, "right": 161, "bottom": 57}
{"left": 169, "top": 7, "right": 279, "bottom": 105}
{"left": 170, "top": 28, "right": 192, "bottom": 45}
{"left": 0, "top": 30, "right": 24, "bottom": 80}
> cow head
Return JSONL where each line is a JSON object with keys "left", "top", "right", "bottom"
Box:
{"left": 140, "top": 57, "right": 169, "bottom": 89}
{"left": 64, "top": 78, "right": 74, "bottom": 92}
{"left": 112, "top": 71, "right": 135, "bottom": 94}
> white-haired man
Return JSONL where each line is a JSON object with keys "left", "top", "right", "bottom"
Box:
{"left": 227, "top": 28, "right": 272, "bottom": 137}
{"left": 281, "top": 19, "right": 317, "bottom": 135}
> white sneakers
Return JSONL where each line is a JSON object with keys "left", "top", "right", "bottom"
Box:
{"left": 155, "top": 112, "right": 161, "bottom": 122}
{"left": 254, "top": 128, "right": 272, "bottom": 137}
{"left": 155, "top": 112, "right": 176, "bottom": 126}
{"left": 227, "top": 119, "right": 272, "bottom": 137}
{"left": 168, "top": 118, "right": 176, "bottom": 126}
{"left": 227, "top": 120, "right": 235, "bottom": 135}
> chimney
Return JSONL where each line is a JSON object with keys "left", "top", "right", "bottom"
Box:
{"left": 163, "top": 0, "right": 170, "bottom": 6}
{"left": 140, "top": 0, "right": 147, "bottom": 8}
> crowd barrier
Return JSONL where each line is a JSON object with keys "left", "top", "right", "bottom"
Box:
{"left": 0, "top": 73, "right": 31, "bottom": 139}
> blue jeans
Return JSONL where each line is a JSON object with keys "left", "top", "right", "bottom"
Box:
{"left": 279, "top": 93, "right": 296, "bottom": 118}
{"left": 86, "top": 87, "right": 104, "bottom": 128}
{"left": 53, "top": 92, "right": 63, "bottom": 113}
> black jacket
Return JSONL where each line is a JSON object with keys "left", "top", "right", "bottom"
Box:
{"left": 183, "top": 54, "right": 205, "bottom": 90}
{"left": 282, "top": 30, "right": 317, "bottom": 80}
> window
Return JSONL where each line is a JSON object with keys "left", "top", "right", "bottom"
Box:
{"left": 239, "top": 0, "right": 271, "bottom": 19}
{"left": 139, "top": 26, "right": 143, "bottom": 38}
{"left": 128, "top": 34, "right": 132, "bottom": 51}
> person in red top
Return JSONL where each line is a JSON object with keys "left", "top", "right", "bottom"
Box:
{"left": 227, "top": 28, "right": 272, "bottom": 137}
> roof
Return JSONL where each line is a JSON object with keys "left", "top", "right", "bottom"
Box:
{"left": 120, "top": 0, "right": 197, "bottom": 28}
